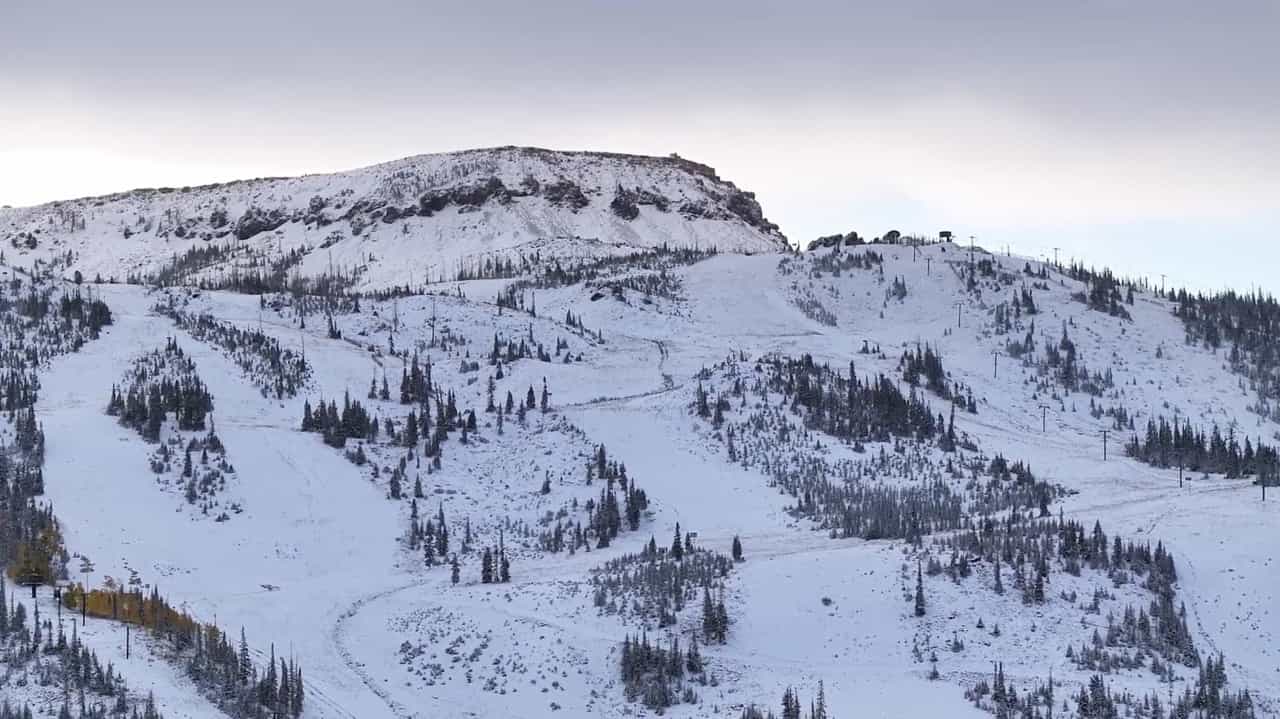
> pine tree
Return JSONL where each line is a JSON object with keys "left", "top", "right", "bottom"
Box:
{"left": 782, "top": 687, "right": 801, "bottom": 719}
{"left": 732, "top": 535, "right": 743, "bottom": 562}
{"left": 238, "top": 628, "right": 252, "bottom": 685}
{"left": 450, "top": 555, "right": 460, "bottom": 585}
{"left": 702, "top": 587, "right": 717, "bottom": 642}
{"left": 914, "top": 561, "right": 926, "bottom": 617}
{"left": 671, "top": 523, "right": 684, "bottom": 561}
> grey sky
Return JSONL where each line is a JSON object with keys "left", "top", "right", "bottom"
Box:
{"left": 2, "top": 1, "right": 1276, "bottom": 291}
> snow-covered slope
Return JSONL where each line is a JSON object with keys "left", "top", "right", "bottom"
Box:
{"left": 4, "top": 234, "right": 1277, "bottom": 719}
{"left": 0, "top": 147, "right": 787, "bottom": 291}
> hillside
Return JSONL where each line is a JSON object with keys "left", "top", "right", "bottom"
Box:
{"left": 0, "top": 235, "right": 1275, "bottom": 719}
{"left": 0, "top": 147, "right": 788, "bottom": 293}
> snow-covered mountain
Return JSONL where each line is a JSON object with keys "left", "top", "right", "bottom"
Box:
{"left": 0, "top": 147, "right": 788, "bottom": 291}
{"left": 1, "top": 174, "right": 1277, "bottom": 719}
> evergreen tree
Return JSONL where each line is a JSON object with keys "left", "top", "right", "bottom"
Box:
{"left": 914, "top": 561, "right": 926, "bottom": 617}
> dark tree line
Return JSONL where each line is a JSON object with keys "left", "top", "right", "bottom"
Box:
{"left": 486, "top": 244, "right": 716, "bottom": 290}
{"left": 140, "top": 240, "right": 361, "bottom": 297}
{"left": 1125, "top": 414, "right": 1280, "bottom": 478}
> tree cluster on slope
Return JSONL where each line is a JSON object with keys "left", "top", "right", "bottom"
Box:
{"left": 1013, "top": 320, "right": 1115, "bottom": 397}
{"left": 1168, "top": 286, "right": 1280, "bottom": 423}
{"left": 154, "top": 303, "right": 311, "bottom": 399}
{"left": 479, "top": 244, "right": 716, "bottom": 290}
{"left": 536, "top": 444, "right": 650, "bottom": 554}
{"left": 106, "top": 339, "right": 213, "bottom": 442}
{"left": 591, "top": 538, "right": 731, "bottom": 630}
{"left": 148, "top": 428, "right": 239, "bottom": 521}
{"left": 738, "top": 682, "right": 833, "bottom": 719}
{"left": 301, "top": 391, "right": 375, "bottom": 449}
{"left": 0, "top": 276, "right": 117, "bottom": 588}
{"left": 967, "top": 659, "right": 1255, "bottom": 719}
{"left": 618, "top": 632, "right": 708, "bottom": 711}
{"left": 692, "top": 355, "right": 1061, "bottom": 542}
{"left": 899, "top": 343, "right": 976, "bottom": 409}
{"left": 1065, "top": 263, "right": 1135, "bottom": 320}
{"left": 0, "top": 576, "right": 172, "bottom": 719}
{"left": 63, "top": 586, "right": 303, "bottom": 719}
{"left": 1125, "top": 414, "right": 1280, "bottom": 478}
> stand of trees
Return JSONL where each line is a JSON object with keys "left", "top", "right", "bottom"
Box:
{"left": 154, "top": 304, "right": 310, "bottom": 399}
{"left": 899, "top": 344, "right": 975, "bottom": 409}
{"left": 63, "top": 586, "right": 303, "bottom": 719}
{"left": 693, "top": 355, "right": 1060, "bottom": 542}
{"left": 618, "top": 632, "right": 706, "bottom": 711}
{"left": 2, "top": 276, "right": 117, "bottom": 589}
{"left": 107, "top": 339, "right": 213, "bottom": 441}
{"left": 967, "top": 659, "right": 1255, "bottom": 719}
{"left": 536, "top": 444, "right": 650, "bottom": 554}
{"left": 1125, "top": 415, "right": 1279, "bottom": 478}
{"left": 1171, "top": 286, "right": 1280, "bottom": 423}
{"left": 0, "top": 578, "right": 168, "bottom": 719}
{"left": 1066, "top": 263, "right": 1135, "bottom": 319}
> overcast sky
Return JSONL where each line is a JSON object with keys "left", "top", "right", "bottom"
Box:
{"left": 2, "top": 1, "right": 1276, "bottom": 292}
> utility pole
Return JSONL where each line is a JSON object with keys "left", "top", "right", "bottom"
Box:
{"left": 992, "top": 349, "right": 999, "bottom": 378}
{"left": 926, "top": 257, "right": 932, "bottom": 276}
{"left": 1052, "top": 247, "right": 1061, "bottom": 268}
{"left": 954, "top": 301, "right": 963, "bottom": 329}
{"left": 1038, "top": 404, "right": 1050, "bottom": 433}
{"left": 1101, "top": 430, "right": 1109, "bottom": 461}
